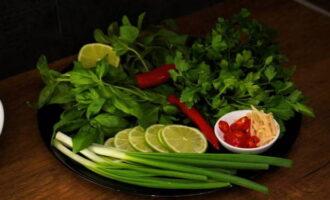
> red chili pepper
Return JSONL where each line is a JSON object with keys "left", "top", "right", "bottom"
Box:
{"left": 218, "top": 121, "right": 230, "bottom": 133}
{"left": 135, "top": 64, "right": 176, "bottom": 88}
{"left": 224, "top": 131, "right": 244, "bottom": 147}
{"left": 230, "top": 116, "right": 251, "bottom": 132}
{"left": 222, "top": 116, "right": 261, "bottom": 148}
{"left": 247, "top": 137, "right": 257, "bottom": 148}
{"left": 167, "top": 95, "right": 220, "bottom": 150}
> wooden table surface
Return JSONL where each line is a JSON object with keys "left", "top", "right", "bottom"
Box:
{"left": 1, "top": 0, "right": 329, "bottom": 199}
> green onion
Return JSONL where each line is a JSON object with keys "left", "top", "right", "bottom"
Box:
{"left": 205, "top": 168, "right": 237, "bottom": 175}
{"left": 129, "top": 153, "right": 269, "bottom": 170}
{"left": 54, "top": 132, "right": 230, "bottom": 189}
{"left": 54, "top": 132, "right": 293, "bottom": 194}
{"left": 89, "top": 143, "right": 269, "bottom": 193}
{"left": 128, "top": 152, "right": 293, "bottom": 168}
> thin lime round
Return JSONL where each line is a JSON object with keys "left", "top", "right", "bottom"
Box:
{"left": 128, "top": 127, "right": 153, "bottom": 152}
{"left": 145, "top": 124, "right": 169, "bottom": 153}
{"left": 104, "top": 137, "right": 115, "bottom": 147}
{"left": 114, "top": 128, "right": 135, "bottom": 152}
{"left": 157, "top": 127, "right": 173, "bottom": 152}
{"left": 161, "top": 125, "right": 208, "bottom": 153}
{"left": 78, "top": 43, "right": 120, "bottom": 68}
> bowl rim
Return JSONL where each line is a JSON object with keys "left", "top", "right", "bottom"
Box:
{"left": 214, "top": 109, "right": 280, "bottom": 152}
{"left": 0, "top": 100, "right": 4, "bottom": 135}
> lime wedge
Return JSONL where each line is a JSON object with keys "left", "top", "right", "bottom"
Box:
{"left": 78, "top": 43, "right": 120, "bottom": 68}
{"left": 128, "top": 127, "right": 153, "bottom": 152}
{"left": 145, "top": 124, "right": 169, "bottom": 153}
{"left": 114, "top": 128, "right": 135, "bottom": 152}
{"left": 161, "top": 125, "right": 207, "bottom": 153}
{"left": 104, "top": 137, "right": 115, "bottom": 147}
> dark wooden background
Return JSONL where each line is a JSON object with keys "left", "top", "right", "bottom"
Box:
{"left": 0, "top": 0, "right": 221, "bottom": 80}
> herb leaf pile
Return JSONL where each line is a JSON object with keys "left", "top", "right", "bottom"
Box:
{"left": 165, "top": 9, "right": 314, "bottom": 132}
{"left": 37, "top": 9, "right": 314, "bottom": 152}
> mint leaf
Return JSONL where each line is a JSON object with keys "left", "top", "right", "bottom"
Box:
{"left": 94, "top": 29, "right": 111, "bottom": 44}
{"left": 121, "top": 15, "right": 131, "bottom": 25}
{"left": 119, "top": 25, "right": 139, "bottom": 43}
{"left": 137, "top": 12, "right": 146, "bottom": 30}
{"left": 107, "top": 21, "right": 119, "bottom": 36}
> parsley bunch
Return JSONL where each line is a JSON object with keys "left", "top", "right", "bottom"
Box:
{"left": 167, "top": 9, "right": 314, "bottom": 132}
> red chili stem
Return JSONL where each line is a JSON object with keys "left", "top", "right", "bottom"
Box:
{"left": 167, "top": 95, "right": 220, "bottom": 150}
{"left": 135, "top": 64, "right": 176, "bottom": 88}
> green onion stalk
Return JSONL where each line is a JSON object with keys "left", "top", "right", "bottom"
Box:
{"left": 54, "top": 132, "right": 293, "bottom": 193}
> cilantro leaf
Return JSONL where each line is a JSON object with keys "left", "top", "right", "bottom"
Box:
{"left": 265, "top": 66, "right": 277, "bottom": 81}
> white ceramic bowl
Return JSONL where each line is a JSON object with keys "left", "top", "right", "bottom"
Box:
{"left": 214, "top": 110, "right": 280, "bottom": 154}
{"left": 0, "top": 100, "right": 4, "bottom": 135}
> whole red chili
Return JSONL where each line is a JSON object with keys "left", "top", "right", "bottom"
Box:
{"left": 135, "top": 64, "right": 176, "bottom": 88}
{"left": 167, "top": 95, "right": 220, "bottom": 150}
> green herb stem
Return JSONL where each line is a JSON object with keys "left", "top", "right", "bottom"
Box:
{"left": 128, "top": 47, "right": 149, "bottom": 71}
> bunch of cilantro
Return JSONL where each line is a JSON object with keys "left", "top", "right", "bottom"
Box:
{"left": 166, "top": 9, "right": 314, "bottom": 132}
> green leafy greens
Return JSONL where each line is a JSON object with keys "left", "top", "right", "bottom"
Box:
{"left": 165, "top": 9, "right": 314, "bottom": 131}
{"left": 37, "top": 9, "right": 314, "bottom": 152}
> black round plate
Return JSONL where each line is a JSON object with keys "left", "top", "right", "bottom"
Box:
{"left": 38, "top": 104, "right": 301, "bottom": 197}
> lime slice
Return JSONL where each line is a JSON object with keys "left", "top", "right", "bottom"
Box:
{"left": 157, "top": 128, "right": 170, "bottom": 150}
{"left": 145, "top": 124, "right": 169, "bottom": 153}
{"left": 78, "top": 43, "right": 120, "bottom": 68}
{"left": 104, "top": 137, "right": 115, "bottom": 147}
{"left": 161, "top": 125, "right": 207, "bottom": 153}
{"left": 157, "top": 127, "right": 173, "bottom": 152}
{"left": 128, "top": 127, "right": 153, "bottom": 152}
{"left": 114, "top": 128, "right": 135, "bottom": 151}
